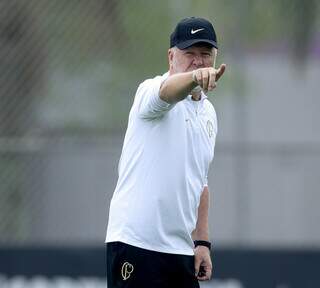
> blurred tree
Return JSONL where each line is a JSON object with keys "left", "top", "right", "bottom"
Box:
{"left": 286, "top": 0, "right": 317, "bottom": 64}
{"left": 102, "top": 0, "right": 127, "bottom": 50}
{"left": 0, "top": 0, "right": 46, "bottom": 242}
{"left": 0, "top": 0, "right": 46, "bottom": 136}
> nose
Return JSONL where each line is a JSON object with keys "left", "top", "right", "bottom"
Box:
{"left": 192, "top": 55, "right": 204, "bottom": 67}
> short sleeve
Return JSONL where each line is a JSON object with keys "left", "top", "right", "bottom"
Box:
{"left": 135, "top": 74, "right": 175, "bottom": 120}
{"left": 203, "top": 175, "right": 208, "bottom": 187}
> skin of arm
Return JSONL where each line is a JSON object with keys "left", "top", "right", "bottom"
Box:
{"left": 192, "top": 186, "right": 210, "bottom": 241}
{"left": 159, "top": 71, "right": 198, "bottom": 104}
{"left": 192, "top": 186, "right": 212, "bottom": 281}
{"left": 159, "top": 64, "right": 226, "bottom": 104}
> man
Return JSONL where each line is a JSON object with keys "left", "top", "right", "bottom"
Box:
{"left": 106, "top": 17, "right": 226, "bottom": 288}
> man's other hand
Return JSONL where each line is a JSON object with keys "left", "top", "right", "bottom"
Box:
{"left": 194, "top": 245, "right": 212, "bottom": 281}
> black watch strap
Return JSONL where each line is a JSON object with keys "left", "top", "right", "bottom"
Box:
{"left": 194, "top": 240, "right": 211, "bottom": 250}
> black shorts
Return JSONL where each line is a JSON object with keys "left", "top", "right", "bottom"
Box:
{"left": 106, "top": 241, "right": 200, "bottom": 288}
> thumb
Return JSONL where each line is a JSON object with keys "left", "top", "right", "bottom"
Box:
{"left": 194, "top": 255, "right": 201, "bottom": 276}
{"left": 215, "top": 63, "right": 226, "bottom": 82}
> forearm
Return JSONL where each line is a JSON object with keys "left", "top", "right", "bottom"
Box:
{"left": 159, "top": 71, "right": 197, "bottom": 104}
{"left": 192, "top": 186, "right": 210, "bottom": 241}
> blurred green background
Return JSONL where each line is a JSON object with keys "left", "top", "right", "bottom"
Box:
{"left": 1, "top": 0, "right": 320, "bottom": 250}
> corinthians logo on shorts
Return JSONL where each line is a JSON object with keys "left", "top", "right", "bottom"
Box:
{"left": 206, "top": 120, "right": 214, "bottom": 137}
{"left": 121, "top": 262, "right": 134, "bottom": 280}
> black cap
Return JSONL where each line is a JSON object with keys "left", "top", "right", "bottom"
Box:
{"left": 170, "top": 17, "right": 218, "bottom": 49}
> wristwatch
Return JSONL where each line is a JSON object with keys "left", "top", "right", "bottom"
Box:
{"left": 194, "top": 240, "right": 211, "bottom": 250}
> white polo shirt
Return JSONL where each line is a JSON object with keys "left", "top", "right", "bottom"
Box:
{"left": 106, "top": 72, "right": 217, "bottom": 255}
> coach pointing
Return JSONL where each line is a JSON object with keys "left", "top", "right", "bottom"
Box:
{"left": 106, "top": 17, "right": 226, "bottom": 288}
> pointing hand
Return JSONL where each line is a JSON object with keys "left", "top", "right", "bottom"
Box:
{"left": 192, "top": 64, "right": 226, "bottom": 93}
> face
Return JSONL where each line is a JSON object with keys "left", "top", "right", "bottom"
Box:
{"left": 168, "top": 44, "right": 217, "bottom": 74}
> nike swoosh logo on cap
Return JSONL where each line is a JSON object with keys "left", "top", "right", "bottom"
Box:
{"left": 191, "top": 28, "right": 204, "bottom": 34}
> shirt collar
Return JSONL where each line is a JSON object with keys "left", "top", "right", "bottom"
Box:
{"left": 187, "top": 91, "right": 207, "bottom": 102}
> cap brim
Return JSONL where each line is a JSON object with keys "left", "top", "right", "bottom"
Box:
{"left": 176, "top": 39, "right": 218, "bottom": 50}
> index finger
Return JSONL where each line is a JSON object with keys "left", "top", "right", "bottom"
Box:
{"left": 215, "top": 63, "right": 226, "bottom": 82}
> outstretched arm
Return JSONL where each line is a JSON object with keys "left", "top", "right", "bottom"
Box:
{"left": 159, "top": 64, "right": 226, "bottom": 104}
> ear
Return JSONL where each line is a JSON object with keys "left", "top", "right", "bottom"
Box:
{"left": 168, "top": 48, "right": 174, "bottom": 67}
{"left": 212, "top": 48, "right": 218, "bottom": 68}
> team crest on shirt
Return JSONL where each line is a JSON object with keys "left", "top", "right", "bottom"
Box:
{"left": 206, "top": 120, "right": 214, "bottom": 138}
{"left": 121, "top": 262, "right": 134, "bottom": 280}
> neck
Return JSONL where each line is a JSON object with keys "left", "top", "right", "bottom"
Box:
{"left": 191, "top": 93, "right": 201, "bottom": 101}
{"left": 191, "top": 87, "right": 202, "bottom": 101}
